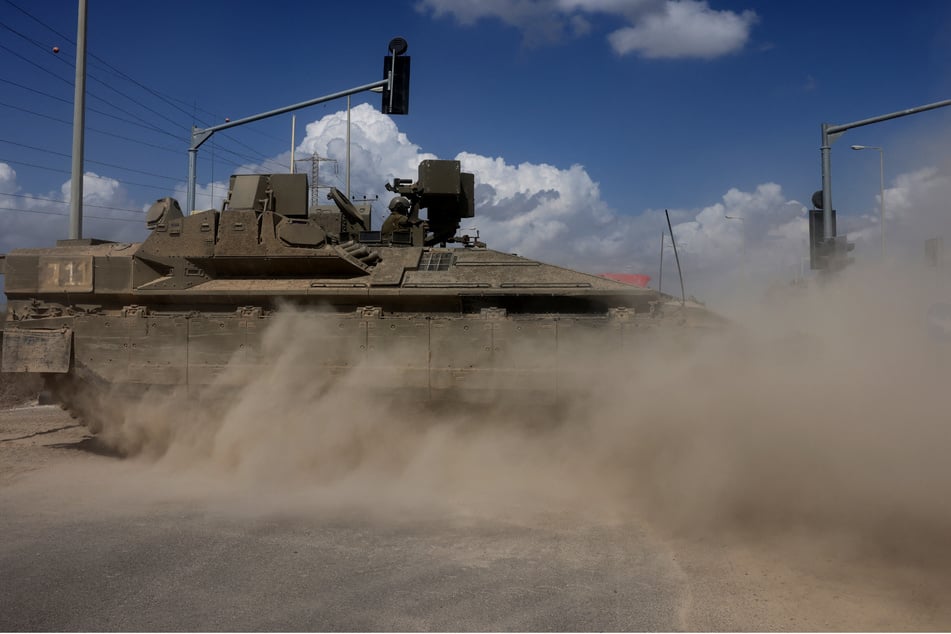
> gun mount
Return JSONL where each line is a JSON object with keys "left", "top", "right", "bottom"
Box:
{"left": 382, "top": 160, "right": 475, "bottom": 247}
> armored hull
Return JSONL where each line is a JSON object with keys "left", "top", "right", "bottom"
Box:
{"left": 1, "top": 161, "right": 719, "bottom": 430}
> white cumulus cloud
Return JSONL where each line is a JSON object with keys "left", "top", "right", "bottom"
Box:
{"left": 0, "top": 169, "right": 145, "bottom": 254}
{"left": 608, "top": 0, "right": 757, "bottom": 59}
{"left": 0, "top": 163, "right": 18, "bottom": 194}
{"left": 417, "top": 0, "right": 757, "bottom": 59}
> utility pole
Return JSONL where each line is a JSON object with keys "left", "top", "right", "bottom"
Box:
{"left": 69, "top": 0, "right": 87, "bottom": 240}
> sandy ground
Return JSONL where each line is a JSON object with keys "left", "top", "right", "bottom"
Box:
{"left": 1, "top": 405, "right": 949, "bottom": 631}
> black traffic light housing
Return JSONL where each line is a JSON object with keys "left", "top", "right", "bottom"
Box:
{"left": 808, "top": 207, "right": 835, "bottom": 270}
{"left": 382, "top": 37, "right": 410, "bottom": 115}
{"left": 808, "top": 198, "right": 854, "bottom": 271}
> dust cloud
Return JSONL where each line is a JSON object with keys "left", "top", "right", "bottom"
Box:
{"left": 92, "top": 259, "right": 951, "bottom": 573}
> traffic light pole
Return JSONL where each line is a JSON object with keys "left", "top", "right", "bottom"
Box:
{"left": 820, "top": 98, "right": 951, "bottom": 243}
{"left": 186, "top": 77, "right": 390, "bottom": 214}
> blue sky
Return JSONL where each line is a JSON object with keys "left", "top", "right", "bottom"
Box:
{"left": 2, "top": 0, "right": 950, "bottom": 303}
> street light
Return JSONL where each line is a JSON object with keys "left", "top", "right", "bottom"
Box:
{"left": 851, "top": 144, "right": 886, "bottom": 259}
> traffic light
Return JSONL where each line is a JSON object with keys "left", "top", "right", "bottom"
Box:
{"left": 809, "top": 206, "right": 854, "bottom": 271}
{"left": 808, "top": 207, "right": 835, "bottom": 270}
{"left": 382, "top": 37, "right": 410, "bottom": 115}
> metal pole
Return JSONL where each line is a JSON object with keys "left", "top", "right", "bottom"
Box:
{"left": 879, "top": 148, "right": 885, "bottom": 259}
{"left": 658, "top": 231, "right": 664, "bottom": 294}
{"left": 665, "top": 209, "right": 686, "bottom": 305}
{"left": 187, "top": 144, "right": 198, "bottom": 213}
{"left": 389, "top": 55, "right": 396, "bottom": 113}
{"left": 68, "top": 0, "right": 87, "bottom": 240}
{"left": 346, "top": 95, "right": 351, "bottom": 199}
{"left": 290, "top": 115, "right": 296, "bottom": 174}
{"left": 820, "top": 123, "right": 833, "bottom": 243}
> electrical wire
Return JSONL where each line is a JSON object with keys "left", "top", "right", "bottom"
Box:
{"left": 0, "top": 138, "right": 180, "bottom": 183}
{"left": 0, "top": 76, "right": 187, "bottom": 142}
{"left": 0, "top": 205, "right": 142, "bottom": 224}
{"left": 3, "top": 1, "right": 211, "bottom": 126}
{"left": 0, "top": 3, "right": 301, "bottom": 196}
{"left": 0, "top": 100, "right": 178, "bottom": 153}
{"left": 0, "top": 157, "right": 180, "bottom": 193}
{"left": 3, "top": 0, "right": 316, "bottom": 165}
{"left": 0, "top": 43, "right": 184, "bottom": 141}
{"left": 0, "top": 15, "right": 291, "bottom": 172}
{"left": 0, "top": 100, "right": 253, "bottom": 172}
{"left": 1, "top": 2, "right": 201, "bottom": 130}
{"left": 1, "top": 192, "right": 145, "bottom": 216}
{"left": 0, "top": 40, "right": 72, "bottom": 88}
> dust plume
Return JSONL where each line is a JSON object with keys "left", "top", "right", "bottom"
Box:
{"left": 93, "top": 260, "right": 951, "bottom": 572}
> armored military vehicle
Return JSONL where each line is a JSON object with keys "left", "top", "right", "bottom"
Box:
{"left": 0, "top": 159, "right": 718, "bottom": 431}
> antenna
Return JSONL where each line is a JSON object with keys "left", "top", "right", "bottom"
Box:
{"left": 665, "top": 209, "right": 686, "bottom": 305}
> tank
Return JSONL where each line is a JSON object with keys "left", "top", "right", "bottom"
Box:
{"left": 0, "top": 159, "right": 721, "bottom": 431}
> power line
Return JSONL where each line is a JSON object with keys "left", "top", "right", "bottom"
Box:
{"left": 2, "top": 0, "right": 203, "bottom": 129}
{"left": 0, "top": 75, "right": 282, "bottom": 170}
{"left": 0, "top": 42, "right": 288, "bottom": 187}
{"left": 0, "top": 40, "right": 73, "bottom": 88}
{"left": 0, "top": 75, "right": 72, "bottom": 105}
{"left": 166, "top": 94, "right": 295, "bottom": 147}
{"left": 1, "top": 192, "right": 145, "bottom": 216}
{"left": 0, "top": 205, "right": 142, "bottom": 224}
{"left": 2, "top": 0, "right": 216, "bottom": 137}
{"left": 0, "top": 40, "right": 184, "bottom": 141}
{"left": 2, "top": 0, "right": 301, "bottom": 161}
{"left": 0, "top": 100, "right": 177, "bottom": 153}
{"left": 0, "top": 138, "right": 180, "bottom": 183}
{"left": 0, "top": 37, "right": 184, "bottom": 140}
{"left": 0, "top": 18, "right": 288, "bottom": 172}
{"left": 0, "top": 75, "right": 182, "bottom": 141}
{"left": 0, "top": 99, "right": 255, "bottom": 171}
{"left": 3, "top": 0, "right": 75, "bottom": 50}
{"left": 0, "top": 19, "right": 70, "bottom": 64}
{"left": 218, "top": 130, "right": 287, "bottom": 165}
{"left": 0, "top": 157, "right": 179, "bottom": 193}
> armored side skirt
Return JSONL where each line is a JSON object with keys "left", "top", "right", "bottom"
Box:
{"left": 1, "top": 327, "right": 72, "bottom": 373}
{"left": 3, "top": 308, "right": 689, "bottom": 398}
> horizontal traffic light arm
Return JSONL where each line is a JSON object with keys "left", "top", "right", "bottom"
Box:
{"left": 819, "top": 98, "right": 951, "bottom": 242}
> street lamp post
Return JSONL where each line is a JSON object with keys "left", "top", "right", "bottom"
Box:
{"left": 851, "top": 145, "right": 886, "bottom": 259}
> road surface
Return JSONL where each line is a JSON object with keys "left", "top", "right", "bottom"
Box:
{"left": 1, "top": 405, "right": 947, "bottom": 631}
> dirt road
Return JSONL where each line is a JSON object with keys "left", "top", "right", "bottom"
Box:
{"left": 1, "top": 406, "right": 948, "bottom": 631}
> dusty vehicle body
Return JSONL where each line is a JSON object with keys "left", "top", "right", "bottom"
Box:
{"left": 0, "top": 159, "right": 718, "bottom": 429}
